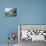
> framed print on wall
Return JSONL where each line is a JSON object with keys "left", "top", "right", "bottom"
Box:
{"left": 5, "top": 8, "right": 17, "bottom": 17}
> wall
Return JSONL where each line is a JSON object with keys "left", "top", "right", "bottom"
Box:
{"left": 0, "top": 0, "right": 46, "bottom": 44}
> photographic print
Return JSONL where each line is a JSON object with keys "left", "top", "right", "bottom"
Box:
{"left": 5, "top": 8, "right": 17, "bottom": 16}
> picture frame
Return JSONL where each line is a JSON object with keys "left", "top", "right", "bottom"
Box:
{"left": 5, "top": 8, "right": 17, "bottom": 17}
